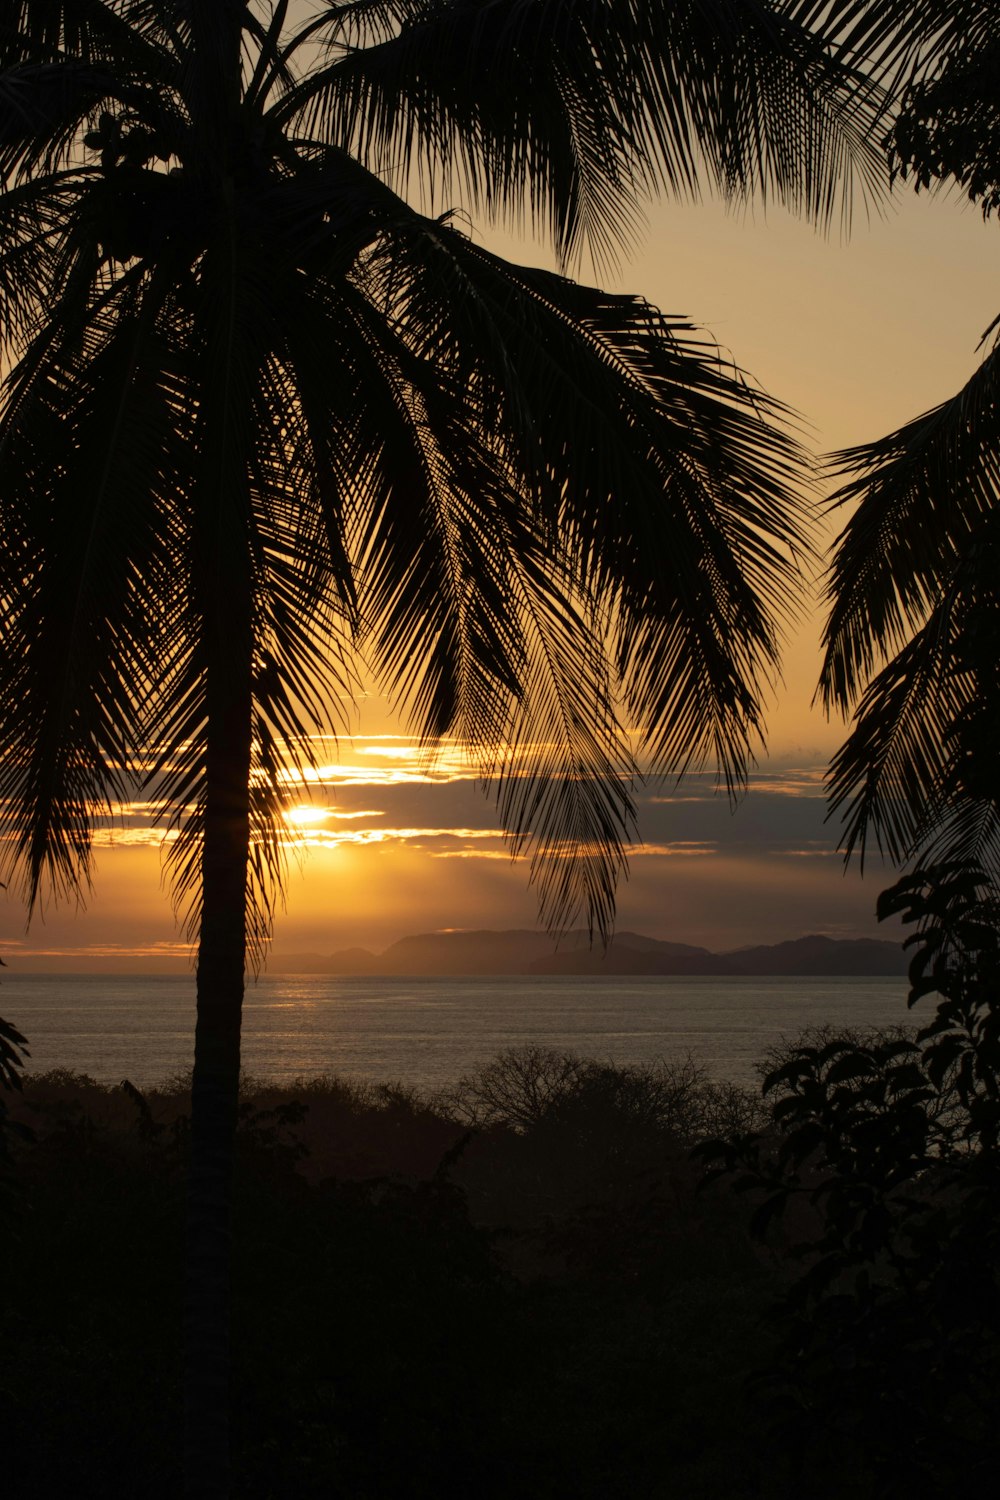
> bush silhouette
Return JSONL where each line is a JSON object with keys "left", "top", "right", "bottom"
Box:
{"left": 1, "top": 1048, "right": 790, "bottom": 1498}
{"left": 700, "top": 864, "right": 1000, "bottom": 1496}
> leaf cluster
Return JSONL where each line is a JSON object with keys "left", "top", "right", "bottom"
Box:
{"left": 0, "top": 1, "right": 890, "bottom": 950}
{"left": 0, "top": 1055, "right": 781, "bottom": 1499}
{"left": 820, "top": 347, "right": 1000, "bottom": 874}
{"left": 818, "top": 1, "right": 1000, "bottom": 878}
{"left": 886, "top": 6, "right": 1000, "bottom": 214}
{"left": 0, "top": 1008, "right": 33, "bottom": 1185}
{"left": 880, "top": 859, "right": 1000, "bottom": 1145}
{"left": 445, "top": 1041, "right": 763, "bottom": 1141}
{"left": 699, "top": 861, "right": 1000, "bottom": 1493}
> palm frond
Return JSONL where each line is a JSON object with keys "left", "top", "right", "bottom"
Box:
{"left": 827, "top": 615, "right": 967, "bottom": 866}
{"left": 256, "top": 196, "right": 637, "bottom": 935}
{"left": 493, "top": 547, "right": 636, "bottom": 941}
{"left": 0, "top": 0, "right": 185, "bottom": 179}
{"left": 917, "top": 798, "right": 1000, "bottom": 881}
{"left": 264, "top": 195, "right": 810, "bottom": 931}
{"left": 826, "top": 511, "right": 1000, "bottom": 872}
{"left": 0, "top": 265, "right": 186, "bottom": 906}
{"left": 0, "top": 1, "right": 138, "bottom": 65}
{"left": 152, "top": 203, "right": 368, "bottom": 967}
{"left": 363, "top": 215, "right": 810, "bottom": 780}
{"left": 274, "top": 0, "right": 888, "bottom": 267}
{"left": 0, "top": 0, "right": 845, "bottom": 956}
{"left": 886, "top": 16, "right": 1000, "bottom": 216}
{"left": 0, "top": 61, "right": 118, "bottom": 177}
{"left": 0, "top": 167, "right": 86, "bottom": 347}
{"left": 820, "top": 342, "right": 1000, "bottom": 714}
{"left": 787, "top": 1, "right": 990, "bottom": 81}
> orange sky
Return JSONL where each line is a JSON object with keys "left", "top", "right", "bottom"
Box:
{"left": 3, "top": 186, "right": 997, "bottom": 969}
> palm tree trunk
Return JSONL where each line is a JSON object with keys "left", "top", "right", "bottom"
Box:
{"left": 183, "top": 598, "right": 253, "bottom": 1499}
{"left": 182, "top": 16, "right": 255, "bottom": 1477}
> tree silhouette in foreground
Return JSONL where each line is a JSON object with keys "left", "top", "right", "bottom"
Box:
{"left": 0, "top": 3, "right": 886, "bottom": 1493}
{"left": 700, "top": 861, "right": 1000, "bottom": 1496}
{"left": 819, "top": 1, "right": 1000, "bottom": 877}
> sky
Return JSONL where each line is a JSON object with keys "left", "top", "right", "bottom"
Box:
{"left": 3, "top": 172, "right": 998, "bottom": 971}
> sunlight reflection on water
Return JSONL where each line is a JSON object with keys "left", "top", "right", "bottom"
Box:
{"left": 2, "top": 973, "right": 913, "bottom": 1092}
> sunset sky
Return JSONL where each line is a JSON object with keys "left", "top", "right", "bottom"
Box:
{"left": 3, "top": 183, "right": 997, "bottom": 971}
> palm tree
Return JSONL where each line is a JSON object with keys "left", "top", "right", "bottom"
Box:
{"left": 0, "top": 3, "right": 885, "bottom": 1492}
{"left": 818, "top": 0, "right": 1000, "bottom": 875}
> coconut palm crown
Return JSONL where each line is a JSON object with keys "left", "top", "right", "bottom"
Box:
{"left": 0, "top": 0, "right": 887, "bottom": 940}
{"left": 0, "top": 2, "right": 887, "bottom": 1493}
{"left": 819, "top": 0, "right": 1000, "bottom": 876}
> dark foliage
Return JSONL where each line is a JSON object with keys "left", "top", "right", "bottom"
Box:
{"left": 700, "top": 863, "right": 1000, "bottom": 1497}
{"left": 0, "top": 1052, "right": 793, "bottom": 1499}
{"left": 0, "top": 924, "right": 32, "bottom": 1190}
{"left": 888, "top": 26, "right": 1000, "bottom": 216}
{"left": 819, "top": 1, "right": 1000, "bottom": 879}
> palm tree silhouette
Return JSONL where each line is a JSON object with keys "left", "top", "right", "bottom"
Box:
{"left": 819, "top": 1, "right": 1000, "bottom": 876}
{"left": 0, "top": 4, "right": 885, "bottom": 1492}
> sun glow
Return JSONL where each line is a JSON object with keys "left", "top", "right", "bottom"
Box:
{"left": 283, "top": 805, "right": 331, "bottom": 829}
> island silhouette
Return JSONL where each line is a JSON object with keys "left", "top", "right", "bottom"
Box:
{"left": 275, "top": 928, "right": 907, "bottom": 978}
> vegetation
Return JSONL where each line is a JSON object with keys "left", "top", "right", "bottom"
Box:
{"left": 803, "top": 18, "right": 1000, "bottom": 1485}
{"left": 0, "top": 5, "right": 893, "bottom": 1489}
{"left": 700, "top": 863, "right": 1000, "bottom": 1498}
{"left": 6, "top": 958, "right": 996, "bottom": 1499}
{"left": 4, "top": 3, "right": 999, "bottom": 1494}
{"left": 819, "top": 0, "right": 1000, "bottom": 877}
{"left": 0, "top": 1047, "right": 816, "bottom": 1499}
{"left": 0, "top": 1006, "right": 31, "bottom": 1186}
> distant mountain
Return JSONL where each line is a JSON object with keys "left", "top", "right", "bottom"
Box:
{"left": 381, "top": 929, "right": 557, "bottom": 975}
{"left": 721, "top": 935, "right": 908, "bottom": 977}
{"left": 284, "top": 947, "right": 382, "bottom": 975}
{"left": 275, "top": 928, "right": 907, "bottom": 977}
{"left": 528, "top": 932, "right": 727, "bottom": 976}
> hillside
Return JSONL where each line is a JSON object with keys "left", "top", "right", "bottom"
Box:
{"left": 276, "top": 928, "right": 907, "bottom": 977}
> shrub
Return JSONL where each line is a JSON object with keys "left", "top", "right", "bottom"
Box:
{"left": 698, "top": 863, "right": 1000, "bottom": 1496}
{"left": 446, "top": 1044, "right": 765, "bottom": 1142}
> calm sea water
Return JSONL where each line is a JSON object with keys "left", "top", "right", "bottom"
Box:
{"left": 0, "top": 972, "right": 915, "bottom": 1092}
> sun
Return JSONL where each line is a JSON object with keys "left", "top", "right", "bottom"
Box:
{"left": 283, "top": 805, "right": 330, "bottom": 829}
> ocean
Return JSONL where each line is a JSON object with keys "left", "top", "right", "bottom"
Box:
{"left": 0, "top": 971, "right": 917, "bottom": 1093}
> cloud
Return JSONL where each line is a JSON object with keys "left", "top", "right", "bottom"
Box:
{"left": 3, "top": 737, "right": 888, "bottom": 965}
{"left": 280, "top": 734, "right": 479, "bottom": 787}
{"left": 430, "top": 848, "right": 524, "bottom": 861}
{"left": 91, "top": 827, "right": 180, "bottom": 848}
{"left": 276, "top": 825, "right": 507, "bottom": 851}
{"left": 633, "top": 779, "right": 843, "bottom": 858}
{"left": 628, "top": 841, "right": 719, "bottom": 857}
{"left": 648, "top": 765, "right": 828, "bottom": 800}
{"left": 1, "top": 744, "right": 847, "bottom": 867}
{"left": 20, "top": 941, "right": 196, "bottom": 960}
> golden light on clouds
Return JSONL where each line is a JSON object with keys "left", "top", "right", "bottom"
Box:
{"left": 2, "top": 768, "right": 897, "bottom": 966}
{"left": 3, "top": 190, "right": 996, "bottom": 967}
{"left": 280, "top": 734, "right": 475, "bottom": 787}
{"left": 283, "top": 805, "right": 332, "bottom": 829}
{"left": 277, "top": 825, "right": 506, "bottom": 852}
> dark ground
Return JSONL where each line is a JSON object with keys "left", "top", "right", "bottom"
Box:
{"left": 1, "top": 1050, "right": 987, "bottom": 1498}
